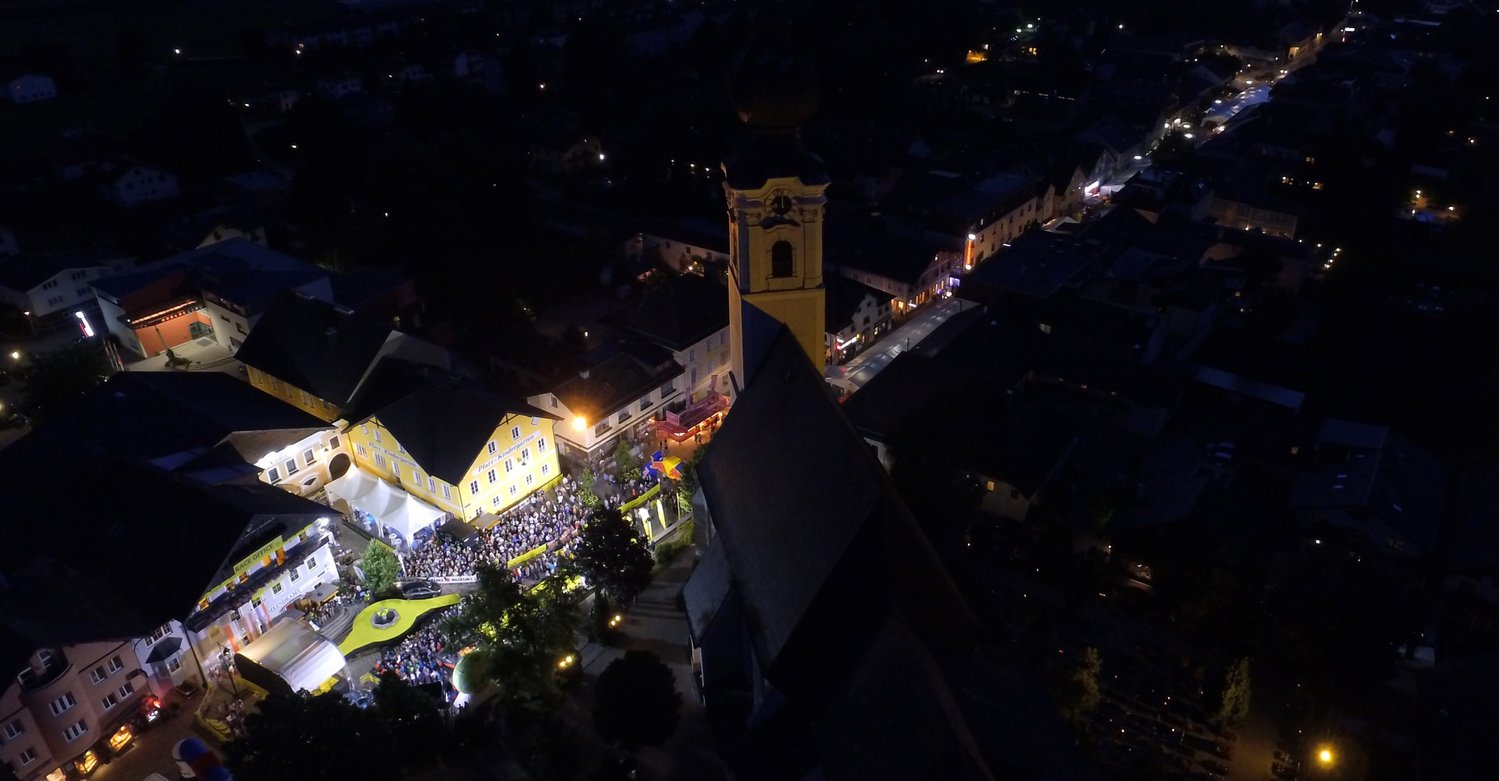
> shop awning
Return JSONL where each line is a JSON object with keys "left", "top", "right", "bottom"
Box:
{"left": 326, "top": 467, "right": 446, "bottom": 541}
{"left": 143, "top": 637, "right": 183, "bottom": 665}
{"left": 439, "top": 516, "right": 480, "bottom": 545}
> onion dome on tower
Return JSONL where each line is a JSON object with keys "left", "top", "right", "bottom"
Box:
{"left": 722, "top": 8, "right": 828, "bottom": 189}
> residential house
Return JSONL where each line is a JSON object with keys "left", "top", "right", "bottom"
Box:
{"left": 607, "top": 272, "right": 732, "bottom": 405}
{"left": 339, "top": 369, "right": 561, "bottom": 536}
{"left": 0, "top": 636, "right": 148, "bottom": 781}
{"left": 823, "top": 274, "right": 891, "bottom": 365}
{"left": 235, "top": 290, "right": 448, "bottom": 423}
{"left": 1290, "top": 419, "right": 1447, "bottom": 558}
{"left": 2, "top": 74, "right": 57, "bottom": 105}
{"left": 0, "top": 250, "right": 135, "bottom": 330}
{"left": 829, "top": 223, "right": 959, "bottom": 312}
{"left": 92, "top": 239, "right": 334, "bottom": 358}
{"left": 98, "top": 164, "right": 180, "bottom": 209}
{"left": 529, "top": 339, "right": 684, "bottom": 460}
{"left": 927, "top": 173, "right": 1046, "bottom": 271}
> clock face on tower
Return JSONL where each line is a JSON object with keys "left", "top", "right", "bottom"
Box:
{"left": 769, "top": 192, "right": 794, "bottom": 216}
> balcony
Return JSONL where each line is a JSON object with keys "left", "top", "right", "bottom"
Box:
{"left": 17, "top": 656, "right": 70, "bottom": 693}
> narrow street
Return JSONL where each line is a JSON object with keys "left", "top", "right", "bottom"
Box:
{"left": 826, "top": 296, "right": 973, "bottom": 394}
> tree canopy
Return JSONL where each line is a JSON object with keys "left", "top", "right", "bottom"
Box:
{"left": 592, "top": 650, "right": 682, "bottom": 750}
{"left": 1217, "top": 657, "right": 1252, "bottom": 726}
{"left": 225, "top": 691, "right": 399, "bottom": 781}
{"left": 360, "top": 539, "right": 401, "bottom": 595}
{"left": 20, "top": 339, "right": 113, "bottom": 419}
{"left": 444, "top": 564, "right": 580, "bottom": 710}
{"left": 573, "top": 507, "right": 654, "bottom": 603}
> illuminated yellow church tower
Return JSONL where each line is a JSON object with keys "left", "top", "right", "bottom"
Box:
{"left": 723, "top": 29, "right": 829, "bottom": 392}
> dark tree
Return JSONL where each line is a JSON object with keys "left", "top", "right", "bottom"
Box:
{"left": 592, "top": 650, "right": 682, "bottom": 750}
{"left": 20, "top": 340, "right": 113, "bottom": 419}
{"left": 444, "top": 565, "right": 580, "bottom": 710}
{"left": 573, "top": 508, "right": 654, "bottom": 603}
{"left": 225, "top": 691, "right": 399, "bottom": 781}
{"left": 373, "top": 671, "right": 446, "bottom": 770}
{"left": 1058, "top": 647, "right": 1102, "bottom": 727}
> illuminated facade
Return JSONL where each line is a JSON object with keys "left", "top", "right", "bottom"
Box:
{"left": 347, "top": 395, "right": 561, "bottom": 523}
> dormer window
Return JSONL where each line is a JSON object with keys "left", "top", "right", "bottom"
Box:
{"left": 771, "top": 241, "right": 794, "bottom": 278}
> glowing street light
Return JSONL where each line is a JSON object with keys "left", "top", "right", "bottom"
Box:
{"left": 572, "top": 417, "right": 587, "bottom": 432}
{"left": 1317, "top": 745, "right": 1335, "bottom": 767}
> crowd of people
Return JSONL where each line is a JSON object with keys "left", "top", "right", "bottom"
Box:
{"left": 372, "top": 607, "right": 460, "bottom": 689}
{"left": 400, "top": 475, "right": 594, "bottom": 582}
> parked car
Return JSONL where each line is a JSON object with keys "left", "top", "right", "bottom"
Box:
{"left": 395, "top": 578, "right": 442, "bottom": 599}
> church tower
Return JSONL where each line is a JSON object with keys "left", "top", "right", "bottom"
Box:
{"left": 723, "top": 25, "right": 829, "bottom": 391}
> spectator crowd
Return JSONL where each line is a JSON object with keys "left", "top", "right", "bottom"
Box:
{"left": 373, "top": 606, "right": 461, "bottom": 690}
{"left": 401, "top": 475, "right": 592, "bottom": 582}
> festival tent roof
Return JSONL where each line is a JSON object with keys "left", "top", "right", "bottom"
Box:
{"left": 325, "top": 466, "right": 446, "bottom": 541}
{"left": 235, "top": 620, "right": 345, "bottom": 695}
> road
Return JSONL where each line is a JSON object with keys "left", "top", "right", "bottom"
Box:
{"left": 826, "top": 297, "right": 973, "bottom": 394}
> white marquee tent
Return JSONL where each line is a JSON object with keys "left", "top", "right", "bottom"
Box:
{"left": 235, "top": 620, "right": 345, "bottom": 695}
{"left": 325, "top": 466, "right": 446, "bottom": 542}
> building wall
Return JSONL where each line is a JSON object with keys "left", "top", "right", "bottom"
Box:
{"left": 23, "top": 267, "right": 114, "bottom": 319}
{"left": 349, "top": 413, "right": 560, "bottom": 521}
{"left": 245, "top": 366, "right": 343, "bottom": 422}
{"left": 676, "top": 328, "right": 732, "bottom": 403}
{"left": 190, "top": 526, "right": 338, "bottom": 659}
{"left": 256, "top": 429, "right": 349, "bottom": 497}
{"left": 0, "top": 640, "right": 144, "bottom": 781}
{"left": 536, "top": 380, "right": 682, "bottom": 458}
{"left": 126, "top": 309, "right": 214, "bottom": 358}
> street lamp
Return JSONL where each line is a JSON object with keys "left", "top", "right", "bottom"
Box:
{"left": 1317, "top": 745, "right": 1335, "bottom": 768}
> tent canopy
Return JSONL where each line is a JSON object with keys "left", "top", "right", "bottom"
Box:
{"left": 236, "top": 620, "right": 345, "bottom": 695}
{"left": 326, "top": 466, "right": 446, "bottom": 541}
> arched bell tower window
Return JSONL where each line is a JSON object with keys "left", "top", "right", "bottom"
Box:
{"left": 770, "top": 240, "right": 794, "bottom": 278}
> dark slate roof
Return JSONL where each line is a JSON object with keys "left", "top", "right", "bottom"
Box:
{"left": 824, "top": 274, "right": 885, "bottom": 331}
{"left": 610, "top": 273, "right": 729, "bottom": 352}
{"left": 691, "top": 326, "right": 989, "bottom": 777}
{"left": 697, "top": 326, "right": 975, "bottom": 682}
{"left": 234, "top": 291, "right": 397, "bottom": 407}
{"left": 551, "top": 339, "right": 682, "bottom": 422}
{"left": 0, "top": 445, "right": 288, "bottom": 645}
{"left": 365, "top": 378, "right": 556, "bottom": 485}
{"left": 826, "top": 222, "right": 942, "bottom": 286}
{"left": 959, "top": 230, "right": 1099, "bottom": 301}
{"left": 682, "top": 542, "right": 732, "bottom": 640}
{"left": 29, "top": 371, "right": 328, "bottom": 468}
{"left": 91, "top": 238, "right": 324, "bottom": 312}
{"left": 843, "top": 313, "right": 1073, "bottom": 495}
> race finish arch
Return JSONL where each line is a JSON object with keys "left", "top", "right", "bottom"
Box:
{"left": 235, "top": 620, "right": 346, "bottom": 696}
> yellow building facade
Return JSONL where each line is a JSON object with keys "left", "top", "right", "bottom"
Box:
{"left": 245, "top": 365, "right": 343, "bottom": 423}
{"left": 348, "top": 412, "right": 560, "bottom": 521}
